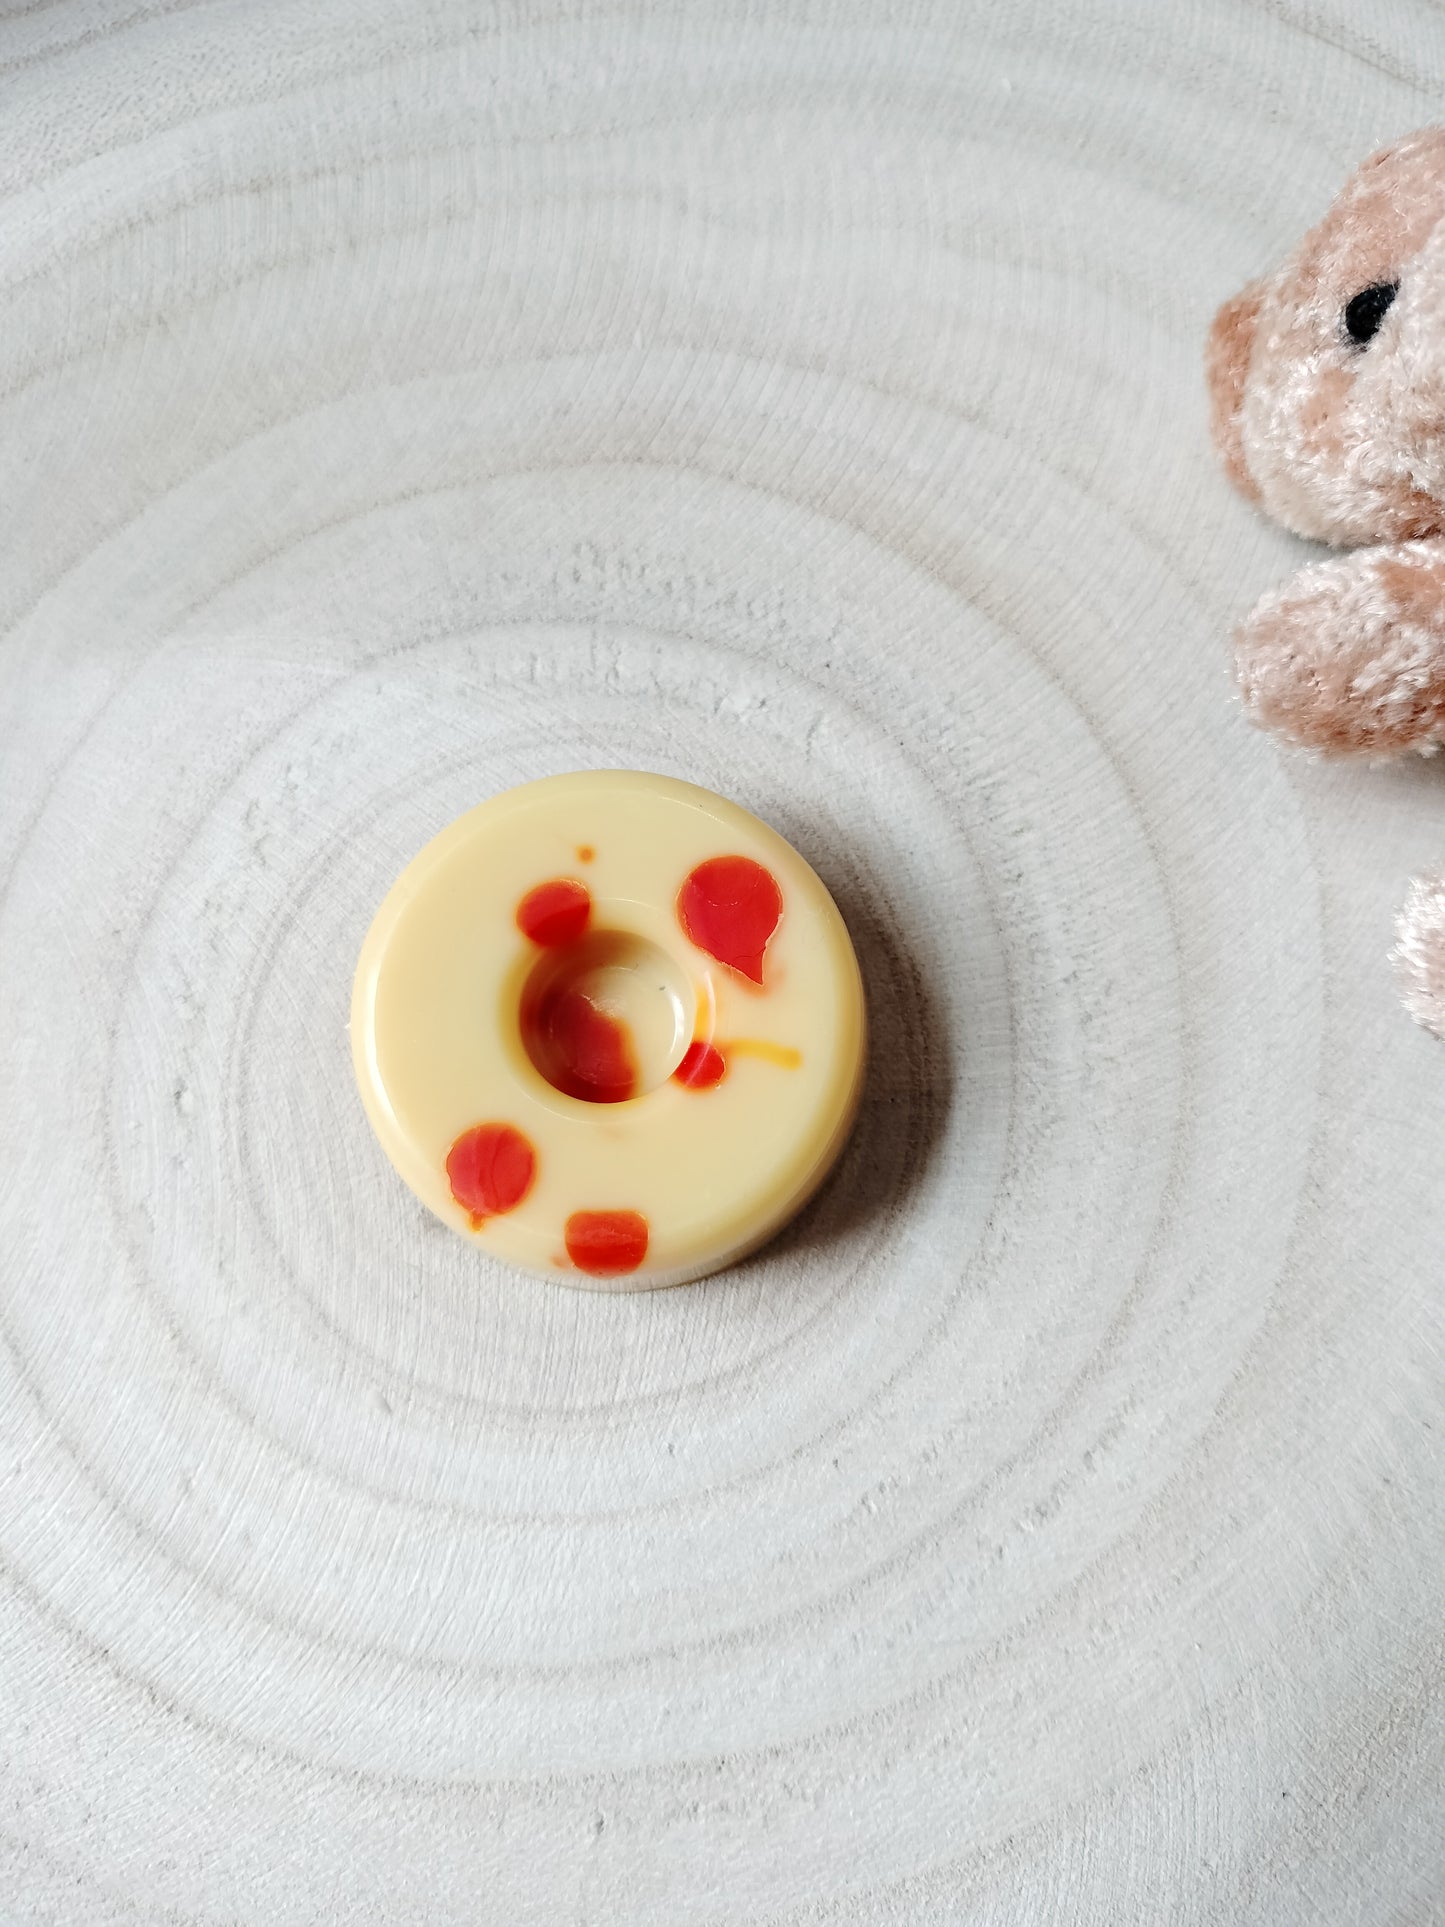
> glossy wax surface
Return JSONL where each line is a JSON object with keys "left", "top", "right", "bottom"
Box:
{"left": 351, "top": 771, "right": 866, "bottom": 1288}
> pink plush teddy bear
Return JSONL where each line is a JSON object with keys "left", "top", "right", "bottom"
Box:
{"left": 1206, "top": 128, "right": 1445, "bottom": 1036}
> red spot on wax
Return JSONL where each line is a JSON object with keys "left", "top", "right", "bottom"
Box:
{"left": 516, "top": 877, "right": 591, "bottom": 947}
{"left": 565, "top": 1209, "right": 650, "bottom": 1276}
{"left": 527, "top": 983, "right": 637, "bottom": 1103}
{"left": 576, "top": 845, "right": 596, "bottom": 863}
{"left": 446, "top": 1122, "right": 536, "bottom": 1227}
{"left": 677, "top": 855, "right": 783, "bottom": 985}
{"left": 673, "top": 1039, "right": 726, "bottom": 1090}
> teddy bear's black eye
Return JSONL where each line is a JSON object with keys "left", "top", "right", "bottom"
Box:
{"left": 1343, "top": 281, "right": 1399, "bottom": 345}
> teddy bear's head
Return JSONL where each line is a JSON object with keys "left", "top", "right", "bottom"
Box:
{"left": 1207, "top": 128, "right": 1445, "bottom": 545}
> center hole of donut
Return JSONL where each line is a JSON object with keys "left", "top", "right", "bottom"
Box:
{"left": 519, "top": 930, "right": 694, "bottom": 1104}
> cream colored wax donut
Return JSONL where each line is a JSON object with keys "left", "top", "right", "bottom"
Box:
{"left": 351, "top": 771, "right": 867, "bottom": 1289}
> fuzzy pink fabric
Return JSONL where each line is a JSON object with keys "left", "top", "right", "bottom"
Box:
{"left": 1235, "top": 537, "right": 1445, "bottom": 753}
{"left": 1394, "top": 872, "right": 1445, "bottom": 1037}
{"left": 1208, "top": 131, "right": 1445, "bottom": 1034}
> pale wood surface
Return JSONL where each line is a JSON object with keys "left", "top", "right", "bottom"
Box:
{"left": 3, "top": 3, "right": 1445, "bottom": 1921}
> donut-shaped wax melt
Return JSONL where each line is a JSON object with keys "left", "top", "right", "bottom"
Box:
{"left": 351, "top": 771, "right": 866, "bottom": 1289}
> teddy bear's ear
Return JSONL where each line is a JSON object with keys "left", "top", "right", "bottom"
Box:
{"left": 1206, "top": 278, "right": 1266, "bottom": 503}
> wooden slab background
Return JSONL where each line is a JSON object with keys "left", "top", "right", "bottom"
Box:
{"left": 3, "top": 2, "right": 1445, "bottom": 1920}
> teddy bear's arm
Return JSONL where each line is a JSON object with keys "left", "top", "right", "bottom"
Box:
{"left": 1234, "top": 536, "right": 1445, "bottom": 754}
{"left": 1394, "top": 872, "right": 1445, "bottom": 1037}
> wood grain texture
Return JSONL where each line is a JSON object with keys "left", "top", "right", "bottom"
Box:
{"left": 3, "top": 2, "right": 1445, "bottom": 1920}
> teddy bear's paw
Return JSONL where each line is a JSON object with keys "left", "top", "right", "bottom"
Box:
{"left": 1392, "top": 871, "right": 1445, "bottom": 1038}
{"left": 1234, "top": 538, "right": 1445, "bottom": 755}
